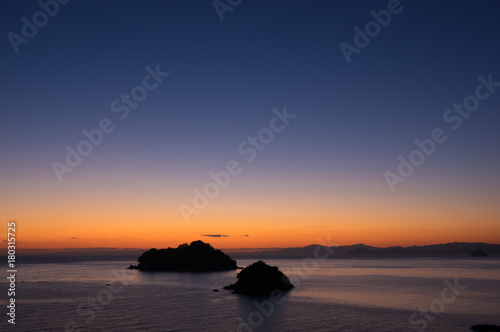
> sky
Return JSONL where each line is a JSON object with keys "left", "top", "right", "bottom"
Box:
{"left": 1, "top": 0, "right": 499, "bottom": 250}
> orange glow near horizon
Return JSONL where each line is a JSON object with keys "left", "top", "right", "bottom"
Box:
{"left": 4, "top": 204, "right": 500, "bottom": 250}
{"left": 1, "top": 170, "right": 499, "bottom": 250}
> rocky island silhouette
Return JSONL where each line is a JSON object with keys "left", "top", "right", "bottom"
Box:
{"left": 128, "top": 240, "right": 238, "bottom": 272}
{"left": 224, "top": 260, "right": 294, "bottom": 296}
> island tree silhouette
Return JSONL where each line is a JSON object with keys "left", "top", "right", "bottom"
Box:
{"left": 224, "top": 260, "right": 294, "bottom": 296}
{"left": 128, "top": 240, "right": 238, "bottom": 272}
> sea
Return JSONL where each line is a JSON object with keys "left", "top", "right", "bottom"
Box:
{"left": 2, "top": 257, "right": 499, "bottom": 331}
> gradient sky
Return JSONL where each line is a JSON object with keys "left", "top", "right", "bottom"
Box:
{"left": 1, "top": 0, "right": 499, "bottom": 250}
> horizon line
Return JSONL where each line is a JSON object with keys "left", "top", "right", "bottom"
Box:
{"left": 12, "top": 241, "right": 500, "bottom": 253}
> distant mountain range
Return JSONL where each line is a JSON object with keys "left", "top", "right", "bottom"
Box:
{"left": 15, "top": 242, "right": 500, "bottom": 263}
{"left": 231, "top": 242, "right": 500, "bottom": 259}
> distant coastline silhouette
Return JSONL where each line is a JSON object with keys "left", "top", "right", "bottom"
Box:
{"left": 471, "top": 324, "right": 500, "bottom": 331}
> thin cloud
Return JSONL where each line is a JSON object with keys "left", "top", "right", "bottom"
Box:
{"left": 239, "top": 235, "right": 249, "bottom": 237}
{"left": 201, "top": 234, "right": 229, "bottom": 238}
{"left": 69, "top": 237, "right": 78, "bottom": 240}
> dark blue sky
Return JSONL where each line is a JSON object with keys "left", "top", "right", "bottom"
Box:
{"left": 1, "top": 0, "right": 499, "bottom": 247}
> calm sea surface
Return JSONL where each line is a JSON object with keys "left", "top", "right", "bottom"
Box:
{"left": 2, "top": 258, "right": 499, "bottom": 331}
